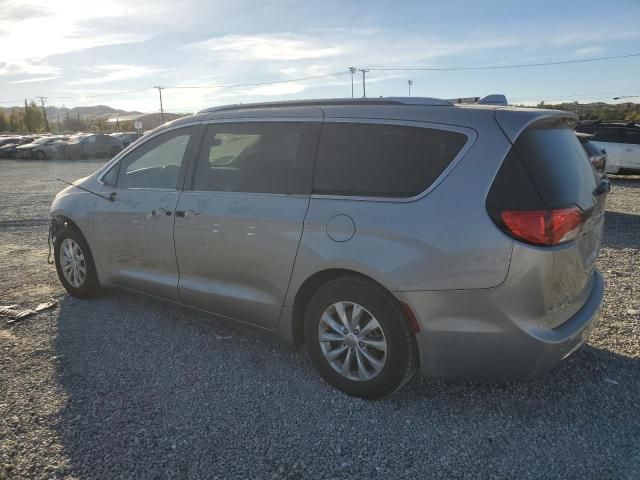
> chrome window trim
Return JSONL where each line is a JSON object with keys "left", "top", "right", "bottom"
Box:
{"left": 310, "top": 117, "right": 477, "bottom": 203}
{"left": 97, "top": 121, "right": 202, "bottom": 186}
{"left": 200, "top": 117, "right": 323, "bottom": 125}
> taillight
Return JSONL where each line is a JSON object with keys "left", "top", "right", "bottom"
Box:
{"left": 500, "top": 207, "right": 584, "bottom": 246}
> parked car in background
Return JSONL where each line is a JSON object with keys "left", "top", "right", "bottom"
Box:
{"left": 50, "top": 97, "right": 607, "bottom": 399}
{"left": 110, "top": 132, "right": 141, "bottom": 148}
{"left": 575, "top": 121, "right": 640, "bottom": 173}
{"left": 576, "top": 132, "right": 607, "bottom": 177}
{"left": 61, "top": 134, "right": 124, "bottom": 159}
{"left": 0, "top": 136, "right": 37, "bottom": 158}
{"left": 0, "top": 136, "right": 22, "bottom": 149}
{"left": 16, "top": 136, "right": 70, "bottom": 160}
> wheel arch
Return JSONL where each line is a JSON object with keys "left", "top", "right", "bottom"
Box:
{"left": 290, "top": 268, "right": 411, "bottom": 345}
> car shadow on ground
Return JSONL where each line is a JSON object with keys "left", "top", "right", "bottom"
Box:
{"left": 603, "top": 211, "right": 640, "bottom": 249}
{"left": 53, "top": 291, "right": 640, "bottom": 479}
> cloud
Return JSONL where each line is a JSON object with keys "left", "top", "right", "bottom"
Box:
{"left": 576, "top": 46, "right": 606, "bottom": 56}
{"left": 5, "top": 76, "right": 60, "bottom": 84}
{"left": 0, "top": 0, "right": 150, "bottom": 75}
{"left": 189, "top": 34, "right": 345, "bottom": 61}
{"left": 70, "top": 64, "right": 163, "bottom": 85}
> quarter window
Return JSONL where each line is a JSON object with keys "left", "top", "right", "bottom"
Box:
{"left": 313, "top": 123, "right": 467, "bottom": 197}
{"left": 192, "top": 122, "right": 306, "bottom": 194}
{"left": 115, "top": 127, "right": 194, "bottom": 189}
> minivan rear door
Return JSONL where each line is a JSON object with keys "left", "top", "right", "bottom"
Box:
{"left": 494, "top": 115, "right": 606, "bottom": 325}
{"left": 173, "top": 118, "right": 321, "bottom": 329}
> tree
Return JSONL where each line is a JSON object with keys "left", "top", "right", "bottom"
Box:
{"left": 23, "top": 101, "right": 44, "bottom": 132}
{"left": 0, "top": 111, "right": 7, "bottom": 132}
{"left": 8, "top": 110, "right": 24, "bottom": 132}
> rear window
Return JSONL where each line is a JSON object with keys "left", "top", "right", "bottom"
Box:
{"left": 514, "top": 123, "right": 597, "bottom": 209}
{"left": 313, "top": 123, "right": 467, "bottom": 197}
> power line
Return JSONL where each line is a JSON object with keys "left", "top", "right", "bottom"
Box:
{"left": 163, "top": 71, "right": 350, "bottom": 89}
{"left": 366, "top": 52, "right": 640, "bottom": 71}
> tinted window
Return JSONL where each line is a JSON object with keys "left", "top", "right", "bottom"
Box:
{"left": 513, "top": 123, "right": 597, "bottom": 209}
{"left": 192, "top": 122, "right": 307, "bottom": 194}
{"left": 313, "top": 123, "right": 467, "bottom": 197}
{"left": 623, "top": 128, "right": 640, "bottom": 145}
{"left": 116, "top": 127, "right": 194, "bottom": 189}
{"left": 592, "top": 127, "right": 624, "bottom": 143}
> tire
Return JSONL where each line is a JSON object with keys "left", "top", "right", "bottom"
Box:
{"left": 110, "top": 146, "right": 122, "bottom": 158}
{"left": 35, "top": 150, "right": 46, "bottom": 160}
{"left": 54, "top": 222, "right": 101, "bottom": 298}
{"left": 304, "top": 276, "right": 418, "bottom": 399}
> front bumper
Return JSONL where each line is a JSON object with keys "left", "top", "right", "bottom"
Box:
{"left": 395, "top": 271, "right": 604, "bottom": 381}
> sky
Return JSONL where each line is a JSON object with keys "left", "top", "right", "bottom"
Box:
{"left": 1, "top": 0, "right": 639, "bottom": 113}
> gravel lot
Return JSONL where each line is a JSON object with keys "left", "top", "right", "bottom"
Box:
{"left": 0, "top": 159, "right": 639, "bottom": 480}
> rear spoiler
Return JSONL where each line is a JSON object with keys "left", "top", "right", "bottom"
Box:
{"left": 447, "top": 94, "right": 508, "bottom": 106}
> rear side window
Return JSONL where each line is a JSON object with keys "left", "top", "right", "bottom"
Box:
{"left": 313, "top": 123, "right": 467, "bottom": 197}
{"left": 512, "top": 123, "right": 597, "bottom": 210}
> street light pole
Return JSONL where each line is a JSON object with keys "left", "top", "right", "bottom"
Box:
{"left": 408, "top": 80, "right": 413, "bottom": 97}
{"left": 358, "top": 69, "right": 369, "bottom": 98}
{"left": 349, "top": 67, "right": 357, "bottom": 98}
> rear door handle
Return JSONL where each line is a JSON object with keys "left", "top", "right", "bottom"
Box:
{"left": 623, "top": 147, "right": 633, "bottom": 152}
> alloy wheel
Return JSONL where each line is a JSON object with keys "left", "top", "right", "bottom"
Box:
{"left": 318, "top": 301, "right": 388, "bottom": 381}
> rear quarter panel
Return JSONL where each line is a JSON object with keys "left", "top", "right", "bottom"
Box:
{"left": 284, "top": 116, "right": 515, "bottom": 305}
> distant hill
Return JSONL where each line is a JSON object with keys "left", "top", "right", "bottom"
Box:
{"left": 0, "top": 104, "right": 142, "bottom": 122}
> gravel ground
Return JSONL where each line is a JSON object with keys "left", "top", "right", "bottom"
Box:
{"left": 0, "top": 159, "right": 639, "bottom": 480}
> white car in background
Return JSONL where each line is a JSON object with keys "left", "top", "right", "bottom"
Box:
{"left": 575, "top": 122, "right": 640, "bottom": 173}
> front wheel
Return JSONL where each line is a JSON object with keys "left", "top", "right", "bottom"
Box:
{"left": 54, "top": 222, "right": 101, "bottom": 298}
{"left": 304, "top": 276, "right": 418, "bottom": 399}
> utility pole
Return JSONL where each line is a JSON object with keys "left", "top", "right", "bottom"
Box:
{"left": 349, "top": 67, "right": 357, "bottom": 98}
{"left": 36, "top": 96, "right": 49, "bottom": 131}
{"left": 358, "top": 69, "right": 369, "bottom": 98}
{"left": 154, "top": 86, "right": 165, "bottom": 122}
{"left": 408, "top": 80, "right": 413, "bottom": 97}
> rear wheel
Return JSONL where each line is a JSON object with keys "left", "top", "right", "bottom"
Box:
{"left": 35, "top": 150, "right": 46, "bottom": 160}
{"left": 54, "top": 222, "right": 101, "bottom": 298}
{"left": 304, "top": 276, "right": 418, "bottom": 399}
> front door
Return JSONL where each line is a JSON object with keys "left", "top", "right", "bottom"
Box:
{"left": 173, "top": 120, "right": 319, "bottom": 328}
{"left": 94, "top": 125, "right": 197, "bottom": 300}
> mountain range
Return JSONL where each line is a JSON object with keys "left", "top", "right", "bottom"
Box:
{"left": 0, "top": 104, "right": 141, "bottom": 122}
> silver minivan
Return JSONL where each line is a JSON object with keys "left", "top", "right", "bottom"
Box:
{"left": 50, "top": 98, "right": 607, "bottom": 399}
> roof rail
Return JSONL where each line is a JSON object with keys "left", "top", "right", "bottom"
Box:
{"left": 447, "top": 94, "right": 508, "bottom": 106}
{"left": 197, "top": 97, "right": 453, "bottom": 114}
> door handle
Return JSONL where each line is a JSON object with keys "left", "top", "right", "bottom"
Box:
{"left": 622, "top": 147, "right": 633, "bottom": 152}
{"left": 175, "top": 209, "right": 199, "bottom": 219}
{"left": 151, "top": 208, "right": 167, "bottom": 217}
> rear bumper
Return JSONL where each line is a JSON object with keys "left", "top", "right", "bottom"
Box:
{"left": 395, "top": 270, "right": 604, "bottom": 380}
